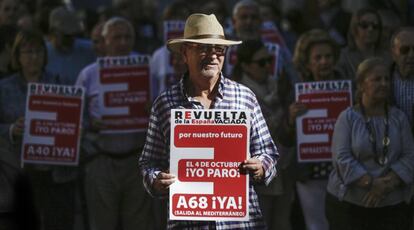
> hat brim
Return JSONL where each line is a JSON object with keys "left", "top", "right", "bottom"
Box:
{"left": 167, "top": 38, "right": 242, "bottom": 53}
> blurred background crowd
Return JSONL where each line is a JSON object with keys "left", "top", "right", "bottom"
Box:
{"left": 1, "top": 0, "right": 414, "bottom": 230}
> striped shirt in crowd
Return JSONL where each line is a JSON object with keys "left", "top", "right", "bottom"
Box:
{"left": 139, "top": 74, "right": 279, "bottom": 229}
{"left": 392, "top": 70, "right": 414, "bottom": 127}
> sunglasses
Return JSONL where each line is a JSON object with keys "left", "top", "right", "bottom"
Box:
{"left": 251, "top": 57, "right": 272, "bottom": 67}
{"left": 399, "top": 46, "right": 414, "bottom": 55}
{"left": 186, "top": 43, "right": 227, "bottom": 56}
{"left": 357, "top": 21, "right": 380, "bottom": 30}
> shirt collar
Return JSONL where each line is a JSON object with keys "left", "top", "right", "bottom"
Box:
{"left": 391, "top": 63, "right": 414, "bottom": 81}
{"left": 179, "top": 72, "right": 225, "bottom": 100}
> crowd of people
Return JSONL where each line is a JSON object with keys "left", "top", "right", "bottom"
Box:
{"left": 0, "top": 0, "right": 414, "bottom": 230}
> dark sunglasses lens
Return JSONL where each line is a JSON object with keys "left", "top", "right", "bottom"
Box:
{"left": 400, "top": 46, "right": 409, "bottom": 55}
{"left": 359, "top": 22, "right": 379, "bottom": 30}
{"left": 257, "top": 58, "right": 272, "bottom": 67}
{"left": 214, "top": 46, "right": 226, "bottom": 54}
{"left": 202, "top": 45, "right": 226, "bottom": 55}
{"left": 400, "top": 46, "right": 414, "bottom": 55}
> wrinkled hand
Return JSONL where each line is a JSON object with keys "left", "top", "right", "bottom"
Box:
{"left": 153, "top": 170, "right": 176, "bottom": 195}
{"left": 363, "top": 171, "right": 401, "bottom": 207}
{"left": 382, "top": 171, "right": 401, "bottom": 190}
{"left": 355, "top": 174, "right": 372, "bottom": 188}
{"left": 288, "top": 102, "right": 307, "bottom": 125}
{"left": 363, "top": 177, "right": 390, "bottom": 207}
{"left": 240, "top": 158, "right": 264, "bottom": 182}
{"left": 12, "top": 117, "right": 25, "bottom": 138}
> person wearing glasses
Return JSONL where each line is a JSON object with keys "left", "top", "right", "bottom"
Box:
{"left": 277, "top": 29, "right": 343, "bottom": 230}
{"left": 0, "top": 30, "right": 81, "bottom": 230}
{"left": 336, "top": 8, "right": 390, "bottom": 80}
{"left": 232, "top": 39, "right": 274, "bottom": 83}
{"left": 76, "top": 17, "right": 153, "bottom": 230}
{"left": 226, "top": 0, "right": 297, "bottom": 84}
{"left": 326, "top": 57, "right": 414, "bottom": 230}
{"left": 389, "top": 27, "right": 414, "bottom": 134}
{"left": 232, "top": 39, "right": 294, "bottom": 230}
{"left": 139, "top": 13, "right": 278, "bottom": 229}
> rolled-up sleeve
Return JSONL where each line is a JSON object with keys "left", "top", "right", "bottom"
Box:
{"left": 250, "top": 97, "right": 279, "bottom": 185}
{"left": 138, "top": 103, "right": 169, "bottom": 197}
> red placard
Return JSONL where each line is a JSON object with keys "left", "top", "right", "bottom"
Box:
{"left": 260, "top": 21, "right": 287, "bottom": 47}
{"left": 163, "top": 20, "right": 185, "bottom": 42}
{"left": 224, "top": 46, "right": 238, "bottom": 77}
{"left": 22, "top": 83, "right": 84, "bottom": 166}
{"left": 98, "top": 55, "right": 150, "bottom": 133}
{"left": 264, "top": 42, "right": 280, "bottom": 77}
{"left": 295, "top": 80, "right": 353, "bottom": 162}
{"left": 170, "top": 109, "right": 250, "bottom": 221}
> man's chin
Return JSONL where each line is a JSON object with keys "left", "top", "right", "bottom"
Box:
{"left": 201, "top": 69, "right": 219, "bottom": 79}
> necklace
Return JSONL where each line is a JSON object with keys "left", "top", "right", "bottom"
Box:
{"left": 359, "top": 104, "right": 390, "bottom": 166}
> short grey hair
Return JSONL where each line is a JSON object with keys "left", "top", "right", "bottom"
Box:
{"left": 355, "top": 57, "right": 389, "bottom": 103}
{"left": 101, "top": 16, "right": 134, "bottom": 37}
{"left": 390, "top": 27, "right": 414, "bottom": 48}
{"left": 232, "top": 0, "right": 259, "bottom": 17}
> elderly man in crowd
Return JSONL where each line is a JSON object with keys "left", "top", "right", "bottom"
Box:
{"left": 390, "top": 27, "right": 414, "bottom": 132}
{"left": 76, "top": 17, "right": 152, "bottom": 230}
{"left": 227, "top": 0, "right": 296, "bottom": 81}
{"left": 231, "top": 0, "right": 262, "bottom": 41}
{"left": 139, "top": 13, "right": 278, "bottom": 229}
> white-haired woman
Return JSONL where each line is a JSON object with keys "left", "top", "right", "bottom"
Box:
{"left": 326, "top": 57, "right": 414, "bottom": 230}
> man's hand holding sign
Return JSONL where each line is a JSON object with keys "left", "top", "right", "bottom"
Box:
{"left": 139, "top": 13, "right": 278, "bottom": 228}
{"left": 241, "top": 158, "right": 264, "bottom": 182}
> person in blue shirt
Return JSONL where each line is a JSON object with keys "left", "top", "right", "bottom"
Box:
{"left": 326, "top": 57, "right": 414, "bottom": 230}
{"left": 0, "top": 29, "right": 76, "bottom": 230}
{"left": 46, "top": 6, "right": 95, "bottom": 85}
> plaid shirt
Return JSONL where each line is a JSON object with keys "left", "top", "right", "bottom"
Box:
{"left": 139, "top": 74, "right": 278, "bottom": 229}
{"left": 392, "top": 69, "right": 414, "bottom": 127}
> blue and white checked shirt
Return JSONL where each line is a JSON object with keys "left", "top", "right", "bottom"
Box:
{"left": 392, "top": 69, "right": 414, "bottom": 127}
{"left": 139, "top": 74, "right": 279, "bottom": 229}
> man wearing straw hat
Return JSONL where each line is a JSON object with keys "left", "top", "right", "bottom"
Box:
{"left": 139, "top": 13, "right": 278, "bottom": 228}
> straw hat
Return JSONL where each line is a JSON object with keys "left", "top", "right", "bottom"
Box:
{"left": 167, "top": 13, "right": 241, "bottom": 53}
